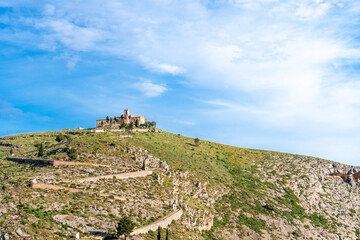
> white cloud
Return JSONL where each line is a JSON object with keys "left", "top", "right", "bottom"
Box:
{"left": 0, "top": 100, "right": 51, "bottom": 121}
{"left": 135, "top": 80, "right": 167, "bottom": 97}
{"left": 0, "top": 100, "right": 24, "bottom": 119}
{"left": 54, "top": 53, "right": 80, "bottom": 69}
{"left": 34, "top": 19, "right": 106, "bottom": 51}
{"left": 43, "top": 4, "right": 55, "bottom": 15}
{"left": 295, "top": 2, "right": 332, "bottom": 20}
{"left": 140, "top": 56, "right": 186, "bottom": 75}
{"left": 174, "top": 120, "right": 196, "bottom": 126}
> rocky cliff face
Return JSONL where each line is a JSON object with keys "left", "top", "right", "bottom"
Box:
{"left": 256, "top": 153, "right": 360, "bottom": 239}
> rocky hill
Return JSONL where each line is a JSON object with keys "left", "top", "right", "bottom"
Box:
{"left": 0, "top": 130, "right": 359, "bottom": 239}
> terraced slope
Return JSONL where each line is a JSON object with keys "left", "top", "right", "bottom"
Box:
{"left": 0, "top": 130, "right": 360, "bottom": 239}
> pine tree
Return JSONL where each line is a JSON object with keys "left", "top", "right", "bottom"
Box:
{"left": 142, "top": 160, "right": 146, "bottom": 170}
{"left": 38, "top": 143, "right": 45, "bottom": 157}
{"left": 165, "top": 228, "right": 169, "bottom": 240}
{"left": 116, "top": 217, "right": 135, "bottom": 240}
{"left": 157, "top": 226, "right": 162, "bottom": 240}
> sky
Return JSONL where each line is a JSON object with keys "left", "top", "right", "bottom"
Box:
{"left": 1, "top": 0, "right": 360, "bottom": 165}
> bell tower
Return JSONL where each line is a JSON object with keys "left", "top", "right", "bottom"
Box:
{"left": 124, "top": 109, "right": 130, "bottom": 118}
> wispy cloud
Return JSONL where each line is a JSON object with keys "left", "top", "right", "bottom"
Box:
{"left": 140, "top": 56, "right": 186, "bottom": 75}
{"left": 174, "top": 120, "right": 196, "bottom": 126}
{"left": 34, "top": 18, "right": 107, "bottom": 51}
{"left": 0, "top": 100, "right": 51, "bottom": 121}
{"left": 0, "top": 100, "right": 24, "bottom": 119}
{"left": 134, "top": 79, "right": 167, "bottom": 97}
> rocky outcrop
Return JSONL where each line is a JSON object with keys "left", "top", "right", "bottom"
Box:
{"left": 127, "top": 146, "right": 169, "bottom": 171}
{"left": 258, "top": 154, "right": 360, "bottom": 239}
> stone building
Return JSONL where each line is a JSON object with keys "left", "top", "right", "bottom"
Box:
{"left": 96, "top": 109, "right": 146, "bottom": 128}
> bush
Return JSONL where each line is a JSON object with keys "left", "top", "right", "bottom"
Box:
{"left": 194, "top": 138, "right": 200, "bottom": 147}
{"left": 67, "top": 148, "right": 78, "bottom": 160}
{"left": 56, "top": 134, "right": 70, "bottom": 142}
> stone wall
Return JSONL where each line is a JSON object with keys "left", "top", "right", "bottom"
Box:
{"left": 7, "top": 157, "right": 110, "bottom": 168}
{"left": 31, "top": 183, "right": 127, "bottom": 201}
{"left": 76, "top": 170, "right": 153, "bottom": 183}
{"left": 131, "top": 209, "right": 183, "bottom": 235}
{"left": 52, "top": 161, "right": 110, "bottom": 167}
{"left": 7, "top": 157, "right": 54, "bottom": 165}
{"left": 109, "top": 129, "right": 149, "bottom": 133}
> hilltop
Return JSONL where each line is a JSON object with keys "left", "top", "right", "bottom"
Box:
{"left": 0, "top": 129, "right": 359, "bottom": 239}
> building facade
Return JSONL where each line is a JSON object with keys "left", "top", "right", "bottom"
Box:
{"left": 96, "top": 109, "right": 146, "bottom": 128}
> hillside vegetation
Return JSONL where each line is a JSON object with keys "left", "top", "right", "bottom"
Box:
{"left": 0, "top": 130, "right": 359, "bottom": 239}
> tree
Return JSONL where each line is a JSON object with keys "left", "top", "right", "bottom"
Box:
{"left": 142, "top": 160, "right": 146, "bottom": 170}
{"left": 116, "top": 217, "right": 135, "bottom": 240}
{"left": 151, "top": 121, "right": 157, "bottom": 128}
{"left": 120, "top": 123, "right": 127, "bottom": 129}
{"left": 121, "top": 115, "right": 124, "bottom": 119}
{"left": 9, "top": 148, "right": 13, "bottom": 155}
{"left": 55, "top": 134, "right": 66, "bottom": 142}
{"left": 145, "top": 121, "right": 151, "bottom": 128}
{"left": 67, "top": 148, "right": 78, "bottom": 160}
{"left": 165, "top": 228, "right": 169, "bottom": 240}
{"left": 126, "top": 122, "right": 134, "bottom": 134}
{"left": 37, "top": 143, "right": 45, "bottom": 157}
{"left": 194, "top": 138, "right": 200, "bottom": 147}
{"left": 106, "top": 116, "right": 110, "bottom": 122}
{"left": 135, "top": 119, "right": 139, "bottom": 127}
{"left": 157, "top": 227, "right": 162, "bottom": 240}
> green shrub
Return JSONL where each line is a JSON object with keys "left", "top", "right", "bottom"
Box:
{"left": 55, "top": 134, "right": 67, "bottom": 142}
{"left": 67, "top": 148, "right": 78, "bottom": 160}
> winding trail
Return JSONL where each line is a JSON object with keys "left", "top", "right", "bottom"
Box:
{"left": 131, "top": 209, "right": 183, "bottom": 235}
{"left": 31, "top": 183, "right": 128, "bottom": 201}
{"left": 75, "top": 170, "right": 153, "bottom": 183}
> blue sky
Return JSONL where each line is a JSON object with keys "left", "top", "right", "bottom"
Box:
{"left": 1, "top": 0, "right": 360, "bottom": 165}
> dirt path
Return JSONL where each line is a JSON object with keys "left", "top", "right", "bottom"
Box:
{"left": 31, "top": 183, "right": 127, "bottom": 201}
{"left": 75, "top": 170, "right": 153, "bottom": 183}
{"left": 131, "top": 209, "right": 183, "bottom": 235}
